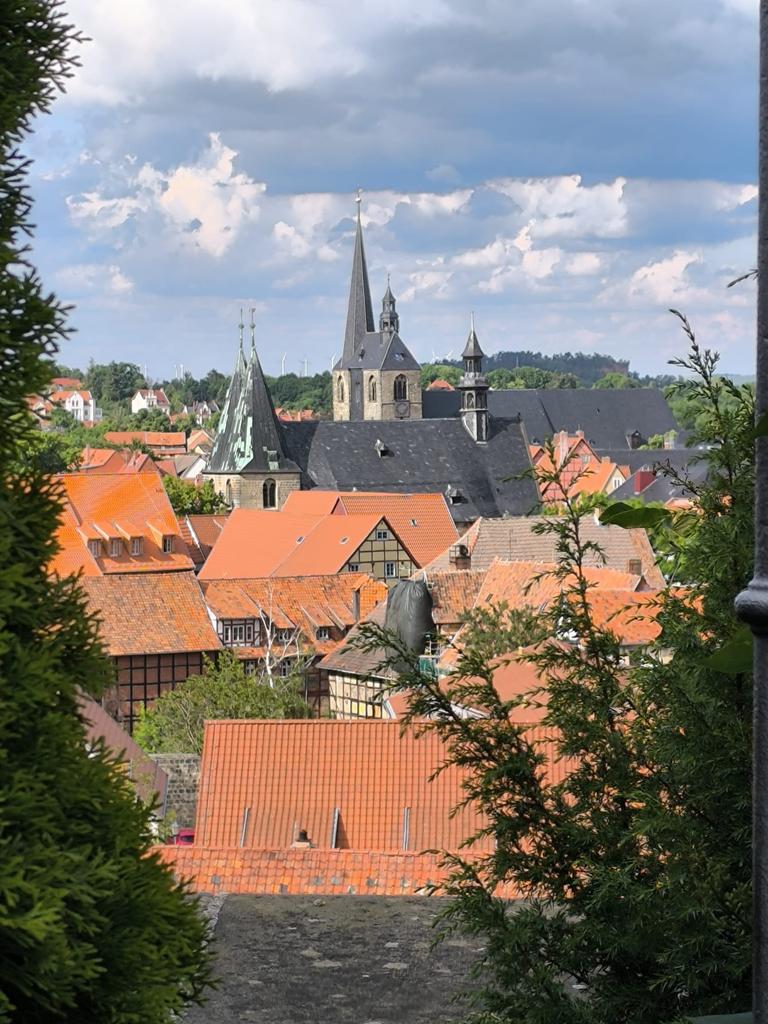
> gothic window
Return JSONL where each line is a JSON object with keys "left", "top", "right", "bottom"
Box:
{"left": 337, "top": 376, "right": 345, "bottom": 402}
{"left": 263, "top": 478, "right": 277, "bottom": 509}
{"left": 368, "top": 375, "right": 377, "bottom": 402}
{"left": 394, "top": 374, "right": 407, "bottom": 401}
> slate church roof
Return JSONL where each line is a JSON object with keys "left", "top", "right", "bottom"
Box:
{"left": 281, "top": 416, "right": 539, "bottom": 523}
{"left": 422, "top": 387, "right": 679, "bottom": 450}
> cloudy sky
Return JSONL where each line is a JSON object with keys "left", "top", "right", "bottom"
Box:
{"left": 29, "top": 0, "right": 758, "bottom": 378}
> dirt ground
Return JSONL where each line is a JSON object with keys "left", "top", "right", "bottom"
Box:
{"left": 185, "top": 894, "right": 483, "bottom": 1024}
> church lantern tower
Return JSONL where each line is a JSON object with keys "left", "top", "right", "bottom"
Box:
{"left": 379, "top": 276, "right": 399, "bottom": 340}
{"left": 457, "top": 313, "right": 489, "bottom": 443}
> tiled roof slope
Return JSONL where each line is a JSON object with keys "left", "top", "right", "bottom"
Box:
{"left": 178, "top": 513, "right": 229, "bottom": 568}
{"left": 475, "top": 559, "right": 643, "bottom": 611}
{"left": 283, "top": 490, "right": 459, "bottom": 567}
{"left": 81, "top": 572, "right": 221, "bottom": 656}
{"left": 104, "top": 431, "right": 186, "bottom": 448}
{"left": 281, "top": 417, "right": 539, "bottom": 524}
{"left": 199, "top": 509, "right": 395, "bottom": 580}
{"left": 425, "top": 515, "right": 664, "bottom": 588}
{"left": 422, "top": 387, "right": 680, "bottom": 450}
{"left": 200, "top": 575, "right": 388, "bottom": 657}
{"left": 195, "top": 719, "right": 562, "bottom": 852}
{"left": 51, "top": 472, "right": 193, "bottom": 576}
{"left": 79, "top": 448, "right": 157, "bottom": 474}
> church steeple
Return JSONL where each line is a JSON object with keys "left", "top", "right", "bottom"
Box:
{"left": 458, "top": 313, "right": 489, "bottom": 443}
{"left": 340, "top": 192, "right": 375, "bottom": 367}
{"left": 379, "top": 275, "right": 400, "bottom": 339}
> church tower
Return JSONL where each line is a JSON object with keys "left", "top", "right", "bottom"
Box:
{"left": 457, "top": 314, "right": 489, "bottom": 443}
{"left": 333, "top": 194, "right": 421, "bottom": 423}
{"left": 205, "top": 312, "right": 300, "bottom": 509}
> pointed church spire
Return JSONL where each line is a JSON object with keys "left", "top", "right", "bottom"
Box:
{"left": 462, "top": 311, "right": 484, "bottom": 360}
{"left": 340, "top": 190, "right": 375, "bottom": 366}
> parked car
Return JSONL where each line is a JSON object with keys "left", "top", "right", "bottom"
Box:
{"left": 167, "top": 828, "right": 195, "bottom": 845}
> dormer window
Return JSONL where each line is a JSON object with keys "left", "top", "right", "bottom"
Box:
{"left": 374, "top": 439, "right": 389, "bottom": 458}
{"left": 109, "top": 538, "right": 122, "bottom": 557}
{"left": 130, "top": 537, "right": 143, "bottom": 556}
{"left": 87, "top": 539, "right": 102, "bottom": 557}
{"left": 316, "top": 626, "right": 331, "bottom": 641}
{"left": 264, "top": 448, "right": 279, "bottom": 471}
{"left": 162, "top": 536, "right": 174, "bottom": 554}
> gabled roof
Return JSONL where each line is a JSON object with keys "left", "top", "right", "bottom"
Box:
{"left": 340, "top": 210, "right": 376, "bottom": 367}
{"left": 422, "top": 387, "right": 680, "bottom": 449}
{"left": 50, "top": 389, "right": 92, "bottom": 404}
{"left": 423, "top": 514, "right": 664, "bottom": 587}
{"left": 79, "top": 448, "right": 157, "bottom": 474}
{"left": 104, "top": 431, "right": 185, "bottom": 449}
{"left": 282, "top": 418, "right": 539, "bottom": 523}
{"left": 198, "top": 508, "right": 395, "bottom": 580}
{"left": 474, "top": 558, "right": 643, "bottom": 611}
{"left": 195, "top": 720, "right": 497, "bottom": 851}
{"left": 179, "top": 513, "right": 229, "bottom": 568}
{"left": 200, "top": 575, "right": 388, "bottom": 656}
{"left": 134, "top": 388, "right": 170, "bottom": 404}
{"left": 51, "top": 472, "right": 193, "bottom": 576}
{"left": 81, "top": 572, "right": 221, "bottom": 656}
{"left": 51, "top": 376, "right": 83, "bottom": 390}
{"left": 208, "top": 344, "right": 298, "bottom": 475}
{"left": 282, "top": 490, "right": 459, "bottom": 567}
{"left": 426, "top": 378, "right": 455, "bottom": 391}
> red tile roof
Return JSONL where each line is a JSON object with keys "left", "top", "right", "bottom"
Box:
{"left": 104, "top": 431, "right": 186, "bottom": 451}
{"left": 195, "top": 719, "right": 563, "bottom": 852}
{"left": 51, "top": 472, "right": 193, "bottom": 576}
{"left": 81, "top": 572, "right": 221, "bottom": 656}
{"left": 199, "top": 509, "right": 395, "bottom": 580}
{"left": 426, "top": 379, "right": 455, "bottom": 390}
{"left": 283, "top": 490, "right": 459, "bottom": 567}
{"left": 79, "top": 448, "right": 157, "bottom": 474}
{"left": 51, "top": 376, "right": 83, "bottom": 390}
{"left": 475, "top": 558, "right": 643, "bottom": 612}
{"left": 178, "top": 513, "right": 229, "bottom": 568}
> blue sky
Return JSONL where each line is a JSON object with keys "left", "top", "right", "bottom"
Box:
{"left": 29, "top": 0, "right": 758, "bottom": 378}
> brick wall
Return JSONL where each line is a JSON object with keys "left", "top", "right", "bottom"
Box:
{"left": 151, "top": 753, "right": 200, "bottom": 827}
{"left": 152, "top": 846, "right": 519, "bottom": 899}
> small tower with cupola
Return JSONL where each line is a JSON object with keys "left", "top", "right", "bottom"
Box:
{"left": 457, "top": 313, "right": 489, "bottom": 443}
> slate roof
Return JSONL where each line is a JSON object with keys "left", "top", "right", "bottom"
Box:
{"left": 611, "top": 459, "right": 708, "bottom": 505}
{"left": 281, "top": 417, "right": 539, "bottom": 524}
{"left": 282, "top": 490, "right": 459, "bottom": 567}
{"left": 81, "top": 571, "right": 221, "bottom": 656}
{"left": 422, "top": 387, "right": 680, "bottom": 449}
{"left": 423, "top": 514, "right": 664, "bottom": 587}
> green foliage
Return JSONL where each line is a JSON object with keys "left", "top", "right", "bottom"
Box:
{"left": 593, "top": 371, "right": 639, "bottom": 389}
{"left": 134, "top": 652, "right": 311, "bottom": 754}
{"left": 359, "top": 319, "right": 753, "bottom": 1023}
{"left": 487, "top": 366, "right": 580, "bottom": 389}
{"left": 84, "top": 360, "right": 145, "bottom": 404}
{"left": 0, "top": 4, "right": 212, "bottom": 1020}
{"left": 420, "top": 363, "right": 462, "bottom": 388}
{"left": 264, "top": 371, "right": 332, "bottom": 414}
{"left": 132, "top": 407, "right": 171, "bottom": 431}
{"left": 481, "top": 350, "right": 631, "bottom": 386}
{"left": 163, "top": 477, "right": 227, "bottom": 515}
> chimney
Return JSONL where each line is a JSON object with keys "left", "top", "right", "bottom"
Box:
{"left": 351, "top": 586, "right": 361, "bottom": 622}
{"left": 634, "top": 468, "right": 656, "bottom": 495}
{"left": 448, "top": 543, "right": 470, "bottom": 570}
{"left": 292, "top": 828, "right": 312, "bottom": 849}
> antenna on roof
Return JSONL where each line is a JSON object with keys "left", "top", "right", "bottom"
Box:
{"left": 238, "top": 307, "right": 244, "bottom": 350}
{"left": 249, "top": 306, "right": 256, "bottom": 351}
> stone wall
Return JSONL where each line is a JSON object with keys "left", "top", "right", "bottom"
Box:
{"left": 205, "top": 470, "right": 301, "bottom": 510}
{"left": 151, "top": 753, "right": 201, "bottom": 828}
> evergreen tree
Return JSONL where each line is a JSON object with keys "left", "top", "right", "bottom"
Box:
{"left": 360, "top": 320, "right": 752, "bottom": 1022}
{"left": 0, "top": 4, "right": 212, "bottom": 1020}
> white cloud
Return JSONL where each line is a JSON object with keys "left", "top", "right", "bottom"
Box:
{"left": 489, "top": 175, "right": 628, "bottom": 241}
{"left": 54, "top": 263, "right": 134, "bottom": 297}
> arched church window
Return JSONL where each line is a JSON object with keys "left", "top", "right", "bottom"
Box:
{"left": 368, "top": 376, "right": 377, "bottom": 402}
{"left": 394, "top": 374, "right": 407, "bottom": 401}
{"left": 337, "top": 376, "right": 345, "bottom": 402}
{"left": 263, "top": 478, "right": 277, "bottom": 509}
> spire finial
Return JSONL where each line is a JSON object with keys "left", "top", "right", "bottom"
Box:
{"left": 470, "top": 310, "right": 475, "bottom": 333}
{"left": 387, "top": 272, "right": 390, "bottom": 287}
{"left": 238, "top": 307, "right": 244, "bottom": 349}
{"left": 249, "top": 306, "right": 256, "bottom": 351}
{"left": 355, "top": 187, "right": 363, "bottom": 220}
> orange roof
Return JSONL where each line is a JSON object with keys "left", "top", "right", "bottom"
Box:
{"left": 51, "top": 472, "right": 193, "bottom": 577}
{"left": 187, "top": 428, "right": 213, "bottom": 451}
{"left": 104, "top": 431, "right": 186, "bottom": 450}
{"left": 81, "top": 572, "right": 221, "bottom": 656}
{"left": 196, "top": 719, "right": 561, "bottom": 852}
{"left": 583, "top": 589, "right": 662, "bottom": 646}
{"left": 49, "top": 389, "right": 92, "bottom": 404}
{"left": 283, "top": 490, "right": 459, "bottom": 567}
{"left": 426, "top": 379, "right": 455, "bottom": 390}
{"left": 529, "top": 432, "right": 627, "bottom": 502}
{"left": 475, "top": 558, "right": 643, "bottom": 612}
{"left": 200, "top": 575, "right": 388, "bottom": 656}
{"left": 79, "top": 448, "right": 157, "bottom": 474}
{"left": 199, "top": 509, "right": 394, "bottom": 580}
{"left": 178, "top": 513, "right": 229, "bottom": 568}
{"left": 51, "top": 376, "right": 83, "bottom": 389}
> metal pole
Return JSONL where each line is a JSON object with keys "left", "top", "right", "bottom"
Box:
{"left": 735, "top": 5, "right": 768, "bottom": 1019}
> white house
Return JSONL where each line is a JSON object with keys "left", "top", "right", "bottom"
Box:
{"left": 50, "top": 389, "right": 101, "bottom": 423}
{"left": 131, "top": 388, "right": 171, "bottom": 416}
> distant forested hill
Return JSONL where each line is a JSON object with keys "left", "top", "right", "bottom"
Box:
{"left": 441, "top": 350, "right": 630, "bottom": 386}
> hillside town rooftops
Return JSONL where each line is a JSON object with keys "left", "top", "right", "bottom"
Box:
{"left": 104, "top": 431, "right": 186, "bottom": 452}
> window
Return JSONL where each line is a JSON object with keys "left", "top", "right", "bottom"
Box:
{"left": 109, "top": 538, "right": 122, "bottom": 557}
{"left": 376, "top": 528, "right": 389, "bottom": 540}
{"left": 130, "top": 537, "right": 143, "bottom": 556}
{"left": 316, "top": 627, "right": 331, "bottom": 641}
{"left": 347, "top": 563, "right": 360, "bottom": 572}
{"left": 278, "top": 659, "right": 292, "bottom": 677}
{"left": 368, "top": 376, "right": 377, "bottom": 402}
{"left": 87, "top": 539, "right": 102, "bottom": 557}
{"left": 337, "top": 376, "right": 345, "bottom": 401}
{"left": 394, "top": 374, "right": 407, "bottom": 401}
{"left": 162, "top": 536, "right": 174, "bottom": 554}
{"left": 221, "top": 620, "right": 255, "bottom": 646}
{"left": 384, "top": 561, "right": 397, "bottom": 578}
{"left": 276, "top": 627, "right": 294, "bottom": 644}
{"left": 263, "top": 478, "right": 276, "bottom": 509}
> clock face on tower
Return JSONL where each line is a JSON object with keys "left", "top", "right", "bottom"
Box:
{"left": 395, "top": 401, "right": 410, "bottom": 419}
